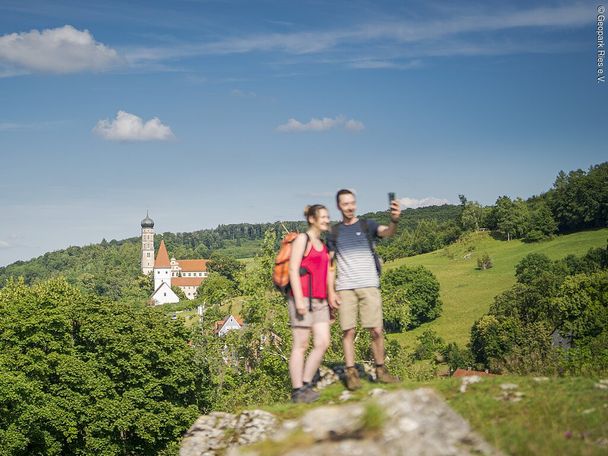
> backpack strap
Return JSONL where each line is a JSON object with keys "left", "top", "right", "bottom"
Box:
{"left": 359, "top": 219, "right": 374, "bottom": 250}
{"left": 359, "top": 219, "right": 382, "bottom": 276}
{"left": 298, "top": 233, "right": 313, "bottom": 312}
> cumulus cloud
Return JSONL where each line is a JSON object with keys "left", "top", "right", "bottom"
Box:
{"left": 399, "top": 196, "right": 450, "bottom": 209}
{"left": 0, "top": 25, "right": 121, "bottom": 74}
{"left": 93, "top": 111, "right": 175, "bottom": 142}
{"left": 277, "top": 115, "right": 364, "bottom": 133}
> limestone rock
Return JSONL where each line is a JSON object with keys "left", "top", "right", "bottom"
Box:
{"left": 180, "top": 409, "right": 277, "bottom": 456}
{"left": 184, "top": 388, "right": 502, "bottom": 456}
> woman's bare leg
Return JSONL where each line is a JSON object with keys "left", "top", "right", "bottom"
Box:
{"left": 289, "top": 327, "right": 311, "bottom": 388}
{"left": 303, "top": 322, "right": 330, "bottom": 383}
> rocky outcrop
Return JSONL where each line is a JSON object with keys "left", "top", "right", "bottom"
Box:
{"left": 180, "top": 388, "right": 501, "bottom": 456}
{"left": 180, "top": 410, "right": 278, "bottom": 456}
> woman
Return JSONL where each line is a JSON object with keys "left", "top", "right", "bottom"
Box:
{"left": 288, "top": 204, "right": 332, "bottom": 403}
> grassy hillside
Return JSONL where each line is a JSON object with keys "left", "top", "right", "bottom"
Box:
{"left": 386, "top": 228, "right": 608, "bottom": 348}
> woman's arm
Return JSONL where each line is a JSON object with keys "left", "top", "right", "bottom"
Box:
{"left": 327, "top": 251, "right": 338, "bottom": 309}
{"left": 289, "top": 233, "right": 308, "bottom": 315}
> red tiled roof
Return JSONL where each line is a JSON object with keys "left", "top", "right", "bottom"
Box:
{"left": 172, "top": 277, "right": 204, "bottom": 287}
{"left": 177, "top": 259, "right": 208, "bottom": 272}
{"left": 155, "top": 240, "right": 171, "bottom": 268}
{"left": 452, "top": 368, "right": 495, "bottom": 377}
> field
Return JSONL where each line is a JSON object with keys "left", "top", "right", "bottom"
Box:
{"left": 386, "top": 228, "right": 608, "bottom": 348}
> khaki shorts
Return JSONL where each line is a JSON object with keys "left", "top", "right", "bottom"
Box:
{"left": 288, "top": 296, "right": 330, "bottom": 328}
{"left": 338, "top": 287, "right": 383, "bottom": 330}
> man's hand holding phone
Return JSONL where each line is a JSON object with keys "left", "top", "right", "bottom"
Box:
{"left": 388, "top": 192, "right": 401, "bottom": 223}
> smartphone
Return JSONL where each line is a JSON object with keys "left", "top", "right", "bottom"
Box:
{"left": 388, "top": 192, "right": 396, "bottom": 209}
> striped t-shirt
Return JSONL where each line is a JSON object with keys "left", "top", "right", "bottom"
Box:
{"left": 328, "top": 220, "right": 380, "bottom": 291}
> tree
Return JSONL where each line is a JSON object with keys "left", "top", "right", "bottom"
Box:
{"left": 197, "top": 272, "right": 237, "bottom": 306}
{"left": 206, "top": 252, "right": 244, "bottom": 282}
{"left": 0, "top": 277, "right": 203, "bottom": 455}
{"left": 470, "top": 315, "right": 509, "bottom": 368}
{"left": 413, "top": 329, "right": 445, "bottom": 361}
{"left": 514, "top": 253, "right": 568, "bottom": 295}
{"left": 554, "top": 270, "right": 608, "bottom": 343}
{"left": 442, "top": 342, "right": 475, "bottom": 372}
{"left": 460, "top": 201, "right": 484, "bottom": 231}
{"left": 493, "top": 196, "right": 530, "bottom": 241}
{"left": 515, "top": 253, "right": 553, "bottom": 285}
{"left": 547, "top": 163, "right": 608, "bottom": 232}
{"left": 524, "top": 202, "right": 558, "bottom": 242}
{"left": 381, "top": 265, "right": 442, "bottom": 330}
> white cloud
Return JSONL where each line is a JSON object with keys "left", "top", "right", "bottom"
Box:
{"left": 399, "top": 196, "right": 451, "bottom": 209}
{"left": 348, "top": 59, "right": 422, "bottom": 70}
{"left": 93, "top": 111, "right": 175, "bottom": 142}
{"left": 277, "top": 115, "right": 364, "bottom": 133}
{"left": 231, "top": 89, "right": 257, "bottom": 98}
{"left": 0, "top": 120, "right": 67, "bottom": 131}
{"left": 0, "top": 25, "right": 121, "bottom": 74}
{"left": 0, "top": 241, "right": 10, "bottom": 249}
{"left": 344, "top": 119, "right": 365, "bottom": 131}
{"left": 124, "top": 4, "right": 591, "bottom": 66}
{"left": 0, "top": 122, "right": 22, "bottom": 131}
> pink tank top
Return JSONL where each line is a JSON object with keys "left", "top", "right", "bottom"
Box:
{"left": 299, "top": 242, "right": 329, "bottom": 299}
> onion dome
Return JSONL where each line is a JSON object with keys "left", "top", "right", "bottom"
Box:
{"left": 141, "top": 211, "right": 154, "bottom": 228}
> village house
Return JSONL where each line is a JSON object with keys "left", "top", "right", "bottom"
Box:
{"left": 213, "top": 315, "right": 244, "bottom": 336}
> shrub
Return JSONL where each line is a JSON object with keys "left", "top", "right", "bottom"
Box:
{"left": 477, "top": 253, "right": 493, "bottom": 270}
{"left": 413, "top": 329, "right": 445, "bottom": 361}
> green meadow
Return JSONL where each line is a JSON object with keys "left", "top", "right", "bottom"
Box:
{"left": 386, "top": 228, "right": 608, "bottom": 348}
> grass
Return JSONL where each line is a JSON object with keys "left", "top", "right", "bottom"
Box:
{"left": 431, "top": 375, "right": 608, "bottom": 456}
{"left": 251, "top": 376, "right": 608, "bottom": 456}
{"left": 360, "top": 400, "right": 386, "bottom": 435}
{"left": 386, "top": 228, "right": 608, "bottom": 348}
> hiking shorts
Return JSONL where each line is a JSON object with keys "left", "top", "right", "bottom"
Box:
{"left": 338, "top": 287, "right": 383, "bottom": 331}
{"left": 288, "top": 296, "right": 330, "bottom": 328}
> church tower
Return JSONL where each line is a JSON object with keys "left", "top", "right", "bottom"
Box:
{"left": 153, "top": 240, "right": 172, "bottom": 291}
{"left": 141, "top": 212, "right": 155, "bottom": 275}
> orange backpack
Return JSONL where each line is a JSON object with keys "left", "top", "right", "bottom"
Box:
{"left": 273, "top": 232, "right": 311, "bottom": 292}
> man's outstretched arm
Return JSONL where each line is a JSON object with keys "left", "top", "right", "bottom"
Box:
{"left": 377, "top": 200, "right": 401, "bottom": 238}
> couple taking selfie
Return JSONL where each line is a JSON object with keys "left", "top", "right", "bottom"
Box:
{"left": 288, "top": 189, "right": 401, "bottom": 403}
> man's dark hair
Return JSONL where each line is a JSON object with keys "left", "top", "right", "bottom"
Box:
{"left": 336, "top": 189, "right": 355, "bottom": 206}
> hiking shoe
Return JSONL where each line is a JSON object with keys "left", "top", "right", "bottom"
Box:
{"left": 345, "top": 366, "right": 362, "bottom": 391}
{"left": 376, "top": 365, "right": 400, "bottom": 384}
{"left": 291, "top": 385, "right": 320, "bottom": 404}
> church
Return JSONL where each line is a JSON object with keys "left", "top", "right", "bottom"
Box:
{"left": 140, "top": 213, "right": 209, "bottom": 305}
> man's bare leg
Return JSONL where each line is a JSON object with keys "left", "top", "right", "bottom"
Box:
{"left": 369, "top": 326, "right": 385, "bottom": 365}
{"left": 342, "top": 328, "right": 356, "bottom": 367}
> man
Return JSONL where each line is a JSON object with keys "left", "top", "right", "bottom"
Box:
{"left": 327, "top": 189, "right": 401, "bottom": 390}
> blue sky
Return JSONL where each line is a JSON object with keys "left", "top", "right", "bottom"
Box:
{"left": 0, "top": 0, "right": 605, "bottom": 266}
